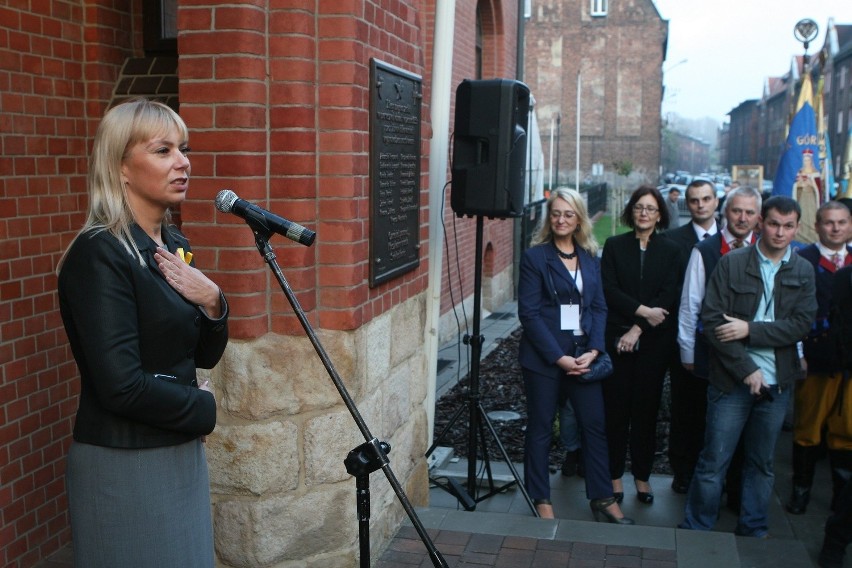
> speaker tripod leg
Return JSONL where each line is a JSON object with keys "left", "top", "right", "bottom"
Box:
{"left": 425, "top": 396, "right": 478, "bottom": 510}
{"left": 425, "top": 397, "right": 467, "bottom": 458}
{"left": 475, "top": 402, "right": 537, "bottom": 515}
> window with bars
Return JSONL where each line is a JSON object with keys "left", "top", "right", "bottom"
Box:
{"left": 591, "top": 0, "right": 608, "bottom": 17}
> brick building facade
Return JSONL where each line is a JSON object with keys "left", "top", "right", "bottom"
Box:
{"left": 724, "top": 58, "right": 801, "bottom": 180}
{"left": 726, "top": 99, "right": 760, "bottom": 169}
{"left": 661, "top": 130, "right": 710, "bottom": 175}
{"left": 0, "top": 1, "right": 522, "bottom": 566}
{"left": 524, "top": 0, "right": 667, "bottom": 186}
{"left": 822, "top": 22, "right": 852, "bottom": 190}
{"left": 756, "top": 74, "right": 796, "bottom": 180}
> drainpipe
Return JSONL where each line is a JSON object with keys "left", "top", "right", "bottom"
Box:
{"left": 576, "top": 70, "right": 581, "bottom": 189}
{"left": 513, "top": 0, "right": 527, "bottom": 298}
{"left": 424, "top": 0, "right": 455, "bottom": 440}
{"left": 517, "top": 0, "right": 526, "bottom": 81}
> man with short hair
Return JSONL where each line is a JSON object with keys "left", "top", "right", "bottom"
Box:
{"left": 680, "top": 196, "right": 817, "bottom": 538}
{"left": 786, "top": 201, "right": 852, "bottom": 515}
{"left": 720, "top": 180, "right": 740, "bottom": 212}
{"left": 668, "top": 180, "right": 719, "bottom": 251}
{"left": 665, "top": 179, "right": 719, "bottom": 494}
{"left": 666, "top": 187, "right": 682, "bottom": 229}
{"left": 674, "top": 186, "right": 762, "bottom": 496}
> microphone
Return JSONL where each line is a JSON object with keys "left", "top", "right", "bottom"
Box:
{"left": 215, "top": 189, "right": 316, "bottom": 247}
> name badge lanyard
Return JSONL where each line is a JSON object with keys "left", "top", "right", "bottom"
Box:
{"left": 761, "top": 283, "right": 775, "bottom": 322}
{"left": 548, "top": 261, "right": 583, "bottom": 332}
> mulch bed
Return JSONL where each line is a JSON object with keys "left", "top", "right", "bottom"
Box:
{"left": 433, "top": 328, "right": 673, "bottom": 474}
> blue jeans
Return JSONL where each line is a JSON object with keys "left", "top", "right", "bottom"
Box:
{"left": 680, "top": 383, "right": 790, "bottom": 537}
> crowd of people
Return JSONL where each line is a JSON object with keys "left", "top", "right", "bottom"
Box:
{"left": 518, "top": 180, "right": 852, "bottom": 567}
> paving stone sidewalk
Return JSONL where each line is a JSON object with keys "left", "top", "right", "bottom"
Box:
{"left": 377, "top": 526, "right": 678, "bottom": 567}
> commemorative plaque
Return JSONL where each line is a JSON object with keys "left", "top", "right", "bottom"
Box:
{"left": 369, "top": 59, "right": 422, "bottom": 287}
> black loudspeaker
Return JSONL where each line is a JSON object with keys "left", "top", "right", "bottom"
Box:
{"left": 451, "top": 79, "right": 531, "bottom": 218}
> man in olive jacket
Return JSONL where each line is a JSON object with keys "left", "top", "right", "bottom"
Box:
{"left": 680, "top": 196, "right": 817, "bottom": 538}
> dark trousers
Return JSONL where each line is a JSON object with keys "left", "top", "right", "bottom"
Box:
{"left": 822, "top": 475, "right": 852, "bottom": 561}
{"left": 668, "top": 351, "right": 745, "bottom": 499}
{"left": 668, "top": 360, "right": 708, "bottom": 478}
{"left": 603, "top": 331, "right": 671, "bottom": 482}
{"left": 522, "top": 367, "right": 613, "bottom": 501}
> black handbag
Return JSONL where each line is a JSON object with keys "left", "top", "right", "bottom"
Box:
{"left": 573, "top": 343, "right": 613, "bottom": 382}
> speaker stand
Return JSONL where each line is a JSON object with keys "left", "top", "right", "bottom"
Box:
{"left": 426, "top": 215, "right": 537, "bottom": 516}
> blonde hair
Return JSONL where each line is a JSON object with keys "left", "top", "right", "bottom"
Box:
{"left": 58, "top": 99, "right": 189, "bottom": 269}
{"left": 531, "top": 188, "right": 600, "bottom": 256}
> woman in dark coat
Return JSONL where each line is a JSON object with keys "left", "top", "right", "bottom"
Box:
{"left": 57, "top": 99, "right": 228, "bottom": 567}
{"left": 518, "top": 188, "right": 632, "bottom": 524}
{"left": 601, "top": 186, "right": 681, "bottom": 505}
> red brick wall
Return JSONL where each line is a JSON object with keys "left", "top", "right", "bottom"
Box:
{"left": 0, "top": 2, "right": 143, "bottom": 566}
{"left": 440, "top": 0, "right": 521, "bottom": 315}
{"left": 178, "top": 2, "right": 433, "bottom": 339}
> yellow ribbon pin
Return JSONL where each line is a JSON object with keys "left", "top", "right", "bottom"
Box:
{"left": 176, "top": 248, "right": 193, "bottom": 264}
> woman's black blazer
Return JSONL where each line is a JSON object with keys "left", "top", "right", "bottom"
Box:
{"left": 600, "top": 230, "right": 681, "bottom": 337}
{"left": 58, "top": 223, "right": 228, "bottom": 449}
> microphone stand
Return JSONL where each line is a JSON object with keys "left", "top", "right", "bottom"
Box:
{"left": 247, "top": 224, "right": 447, "bottom": 568}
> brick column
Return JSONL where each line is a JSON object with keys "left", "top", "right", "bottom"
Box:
{"left": 176, "top": 3, "right": 431, "bottom": 564}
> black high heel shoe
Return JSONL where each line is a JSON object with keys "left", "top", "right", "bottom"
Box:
{"left": 636, "top": 491, "right": 654, "bottom": 504}
{"left": 590, "top": 497, "right": 634, "bottom": 524}
{"left": 635, "top": 481, "right": 654, "bottom": 504}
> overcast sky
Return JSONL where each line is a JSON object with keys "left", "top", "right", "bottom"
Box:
{"left": 652, "top": 0, "right": 848, "bottom": 124}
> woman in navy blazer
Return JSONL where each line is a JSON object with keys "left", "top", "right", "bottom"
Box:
{"left": 518, "top": 189, "right": 632, "bottom": 523}
{"left": 57, "top": 99, "right": 228, "bottom": 567}
{"left": 601, "top": 186, "right": 681, "bottom": 506}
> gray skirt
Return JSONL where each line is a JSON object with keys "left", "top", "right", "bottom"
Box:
{"left": 66, "top": 439, "right": 214, "bottom": 568}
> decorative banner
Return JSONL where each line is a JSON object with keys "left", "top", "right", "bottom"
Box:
{"left": 815, "top": 75, "right": 835, "bottom": 200}
{"left": 773, "top": 74, "right": 821, "bottom": 243}
{"left": 840, "top": 126, "right": 852, "bottom": 200}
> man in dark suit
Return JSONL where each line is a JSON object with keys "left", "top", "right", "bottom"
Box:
{"left": 786, "top": 201, "right": 852, "bottom": 515}
{"left": 664, "top": 179, "right": 719, "bottom": 494}
{"left": 819, "top": 263, "right": 852, "bottom": 568}
{"left": 666, "top": 179, "right": 719, "bottom": 269}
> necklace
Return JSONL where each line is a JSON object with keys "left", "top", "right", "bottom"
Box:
{"left": 555, "top": 246, "right": 577, "bottom": 260}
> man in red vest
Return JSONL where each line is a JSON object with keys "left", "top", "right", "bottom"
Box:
{"left": 787, "top": 201, "right": 852, "bottom": 515}
{"left": 674, "top": 185, "right": 761, "bottom": 505}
